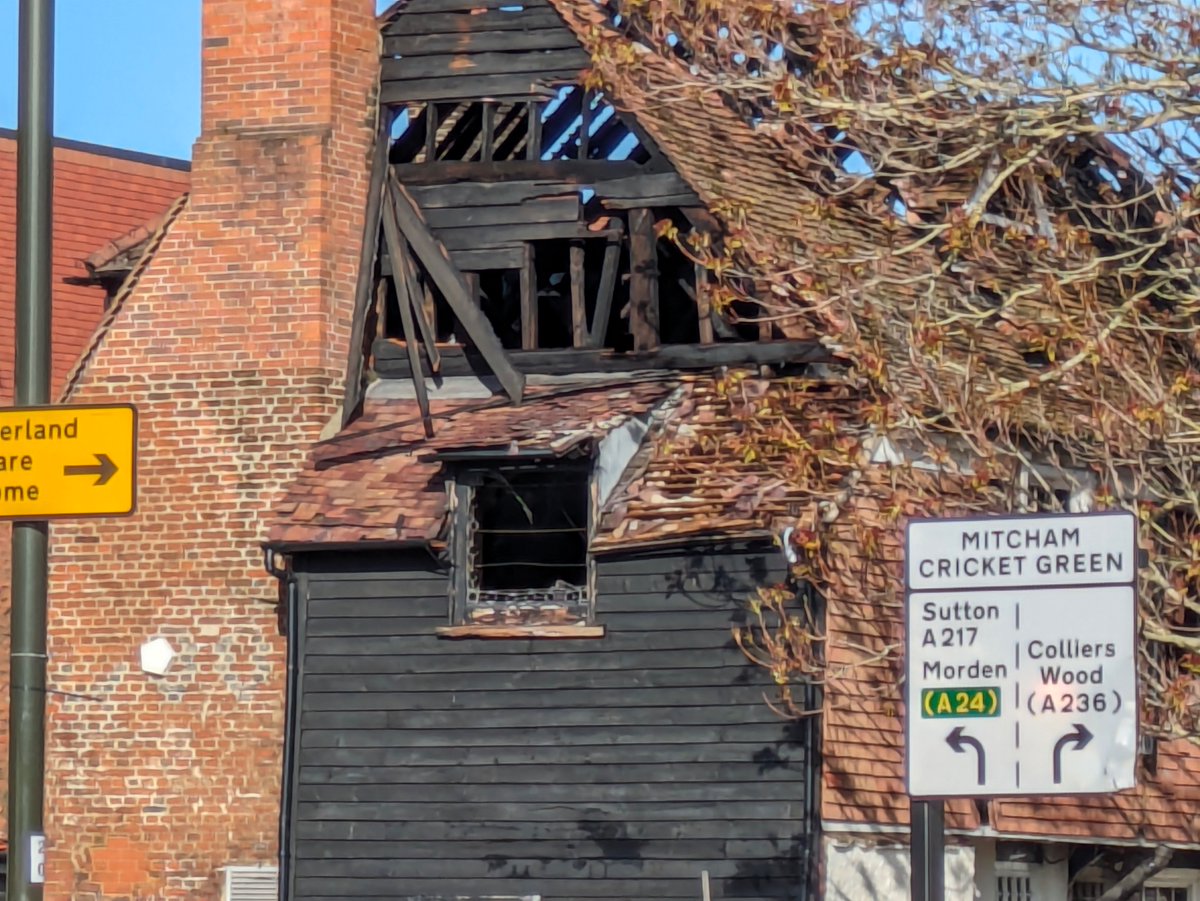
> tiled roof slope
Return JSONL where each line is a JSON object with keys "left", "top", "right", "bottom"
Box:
{"left": 544, "top": 0, "right": 1150, "bottom": 439}
{"left": 267, "top": 380, "right": 677, "bottom": 548}
{"left": 0, "top": 133, "right": 190, "bottom": 398}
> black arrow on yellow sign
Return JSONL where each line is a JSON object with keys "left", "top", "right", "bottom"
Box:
{"left": 63, "top": 453, "right": 118, "bottom": 486}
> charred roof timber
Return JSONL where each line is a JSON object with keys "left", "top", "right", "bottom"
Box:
{"left": 336, "top": 0, "right": 827, "bottom": 426}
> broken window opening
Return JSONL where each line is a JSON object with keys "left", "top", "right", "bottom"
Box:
{"left": 457, "top": 465, "right": 593, "bottom": 627}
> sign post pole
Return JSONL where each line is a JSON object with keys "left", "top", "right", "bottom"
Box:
{"left": 11, "top": 1, "right": 54, "bottom": 899}
{"left": 910, "top": 799, "right": 945, "bottom": 901}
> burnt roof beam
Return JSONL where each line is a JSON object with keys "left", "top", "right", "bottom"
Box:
{"left": 386, "top": 173, "right": 526, "bottom": 404}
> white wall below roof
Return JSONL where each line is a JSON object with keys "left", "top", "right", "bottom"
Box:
{"left": 823, "top": 837, "right": 978, "bottom": 901}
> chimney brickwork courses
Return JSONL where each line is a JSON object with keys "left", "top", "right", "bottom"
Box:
{"left": 42, "top": 1, "right": 379, "bottom": 897}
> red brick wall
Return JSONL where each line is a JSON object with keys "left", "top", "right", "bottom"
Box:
{"left": 43, "top": 1, "right": 379, "bottom": 897}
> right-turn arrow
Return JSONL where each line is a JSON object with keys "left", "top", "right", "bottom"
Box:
{"left": 63, "top": 453, "right": 118, "bottom": 486}
{"left": 1052, "top": 723, "right": 1094, "bottom": 784}
{"left": 946, "top": 726, "right": 987, "bottom": 786}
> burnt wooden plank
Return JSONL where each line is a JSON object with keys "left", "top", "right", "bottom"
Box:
{"left": 298, "top": 740, "right": 798, "bottom": 768}
{"left": 382, "top": 49, "right": 589, "bottom": 82}
{"left": 407, "top": 179, "right": 578, "bottom": 208}
{"left": 696, "top": 259, "right": 715, "bottom": 343}
{"left": 299, "top": 799, "right": 799, "bottom": 822}
{"left": 304, "top": 605, "right": 750, "bottom": 636}
{"left": 603, "top": 192, "right": 701, "bottom": 209}
{"left": 372, "top": 337, "right": 829, "bottom": 378}
{"left": 386, "top": 175, "right": 525, "bottom": 402}
{"left": 385, "top": 7, "right": 564, "bottom": 36}
{"left": 629, "top": 207, "right": 661, "bottom": 350}
{"left": 339, "top": 114, "right": 391, "bottom": 426}
{"left": 398, "top": 245, "right": 442, "bottom": 373}
{"left": 480, "top": 102, "right": 495, "bottom": 161}
{"left": 297, "top": 883, "right": 797, "bottom": 901}
{"left": 527, "top": 98, "right": 542, "bottom": 160}
{"left": 588, "top": 221, "right": 623, "bottom": 347}
{"left": 594, "top": 171, "right": 701, "bottom": 205}
{"left": 299, "top": 702, "right": 780, "bottom": 730}
{"left": 296, "top": 837, "right": 793, "bottom": 861}
{"left": 381, "top": 72, "right": 572, "bottom": 105}
{"left": 293, "top": 817, "right": 802, "bottom": 843}
{"left": 299, "top": 723, "right": 800, "bottom": 750}
{"left": 394, "top": 158, "right": 641, "bottom": 185}
{"left": 396, "top": 0, "right": 552, "bottom": 11}
{"left": 304, "top": 589, "right": 752, "bottom": 617}
{"left": 298, "top": 761, "right": 803, "bottom": 787}
{"left": 435, "top": 220, "right": 617, "bottom": 250}
{"left": 423, "top": 101, "right": 438, "bottom": 162}
{"left": 422, "top": 196, "right": 579, "bottom": 229}
{"left": 381, "top": 184, "right": 436, "bottom": 437}
{"left": 396, "top": 0, "right": 551, "bottom": 12}
{"left": 304, "top": 628, "right": 742, "bottom": 657}
{"left": 302, "top": 647, "right": 759, "bottom": 676}
{"left": 300, "top": 683, "right": 776, "bottom": 709}
{"left": 451, "top": 245, "right": 525, "bottom": 270}
{"left": 520, "top": 243, "right": 537, "bottom": 348}
{"left": 570, "top": 240, "right": 587, "bottom": 346}
{"left": 294, "top": 855, "right": 763, "bottom": 879}
{"left": 384, "top": 28, "right": 580, "bottom": 57}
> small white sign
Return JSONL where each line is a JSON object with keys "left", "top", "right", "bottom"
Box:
{"left": 30, "top": 833, "right": 45, "bottom": 884}
{"left": 907, "top": 511, "right": 1136, "bottom": 591}
{"left": 905, "top": 512, "right": 1139, "bottom": 798}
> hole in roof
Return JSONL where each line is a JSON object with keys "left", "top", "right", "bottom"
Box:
{"left": 1022, "top": 349, "right": 1052, "bottom": 368}
{"left": 840, "top": 150, "right": 874, "bottom": 177}
{"left": 975, "top": 285, "right": 1004, "bottom": 309}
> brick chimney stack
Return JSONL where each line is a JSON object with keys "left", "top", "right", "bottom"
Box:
{"left": 44, "top": 1, "right": 379, "bottom": 897}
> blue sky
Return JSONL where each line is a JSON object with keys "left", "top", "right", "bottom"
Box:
{"left": 0, "top": 1, "right": 393, "bottom": 162}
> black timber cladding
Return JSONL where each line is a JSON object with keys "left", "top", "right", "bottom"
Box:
{"left": 287, "top": 545, "right": 816, "bottom": 901}
{"left": 381, "top": 0, "right": 592, "bottom": 104}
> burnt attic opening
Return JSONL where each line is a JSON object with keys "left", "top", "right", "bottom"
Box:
{"left": 389, "top": 89, "right": 649, "bottom": 166}
{"left": 377, "top": 206, "right": 759, "bottom": 353}
{"left": 473, "top": 466, "right": 589, "bottom": 594}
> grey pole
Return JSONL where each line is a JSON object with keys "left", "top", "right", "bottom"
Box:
{"left": 911, "top": 800, "right": 945, "bottom": 901}
{"left": 11, "top": 1, "right": 54, "bottom": 898}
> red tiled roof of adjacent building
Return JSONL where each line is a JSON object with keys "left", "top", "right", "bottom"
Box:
{"left": 0, "top": 130, "right": 190, "bottom": 399}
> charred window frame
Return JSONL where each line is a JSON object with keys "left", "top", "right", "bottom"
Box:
{"left": 448, "top": 459, "right": 595, "bottom": 629}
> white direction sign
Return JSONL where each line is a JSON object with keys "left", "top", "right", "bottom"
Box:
{"left": 905, "top": 512, "right": 1138, "bottom": 798}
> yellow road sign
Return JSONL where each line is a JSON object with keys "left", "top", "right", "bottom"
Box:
{"left": 0, "top": 404, "right": 136, "bottom": 519}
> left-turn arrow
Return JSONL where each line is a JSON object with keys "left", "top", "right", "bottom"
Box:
{"left": 946, "top": 726, "right": 987, "bottom": 786}
{"left": 63, "top": 453, "right": 118, "bottom": 486}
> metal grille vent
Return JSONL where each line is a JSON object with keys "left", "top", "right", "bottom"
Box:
{"left": 224, "top": 866, "right": 277, "bottom": 901}
{"left": 997, "top": 874, "right": 1033, "bottom": 901}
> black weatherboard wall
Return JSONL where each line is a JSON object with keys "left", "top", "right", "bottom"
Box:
{"left": 285, "top": 544, "right": 818, "bottom": 901}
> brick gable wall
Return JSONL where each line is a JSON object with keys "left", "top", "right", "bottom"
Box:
{"left": 42, "top": 2, "right": 379, "bottom": 897}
